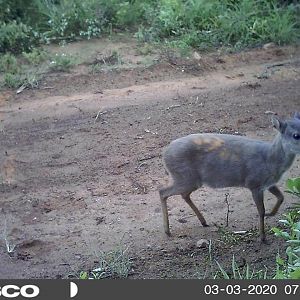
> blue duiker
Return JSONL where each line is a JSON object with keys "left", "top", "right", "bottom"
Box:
{"left": 159, "top": 113, "right": 300, "bottom": 243}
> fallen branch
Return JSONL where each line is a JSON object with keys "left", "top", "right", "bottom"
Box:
{"left": 138, "top": 154, "right": 159, "bottom": 162}
{"left": 94, "top": 110, "right": 108, "bottom": 123}
{"left": 225, "top": 193, "right": 230, "bottom": 227}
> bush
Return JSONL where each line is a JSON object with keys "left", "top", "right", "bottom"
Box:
{"left": 23, "top": 48, "right": 48, "bottom": 65}
{"left": 272, "top": 178, "right": 300, "bottom": 279}
{"left": 49, "top": 53, "right": 74, "bottom": 71}
{"left": 0, "top": 21, "right": 40, "bottom": 54}
{"left": 215, "top": 255, "right": 269, "bottom": 279}
{"left": 78, "top": 244, "right": 132, "bottom": 279}
{"left": 1, "top": 0, "right": 299, "bottom": 52}
{"left": 2, "top": 73, "right": 23, "bottom": 89}
{"left": 0, "top": 53, "right": 19, "bottom": 73}
{"left": 136, "top": 0, "right": 300, "bottom": 49}
{"left": 0, "top": 0, "right": 45, "bottom": 25}
{"left": 37, "top": 0, "right": 105, "bottom": 41}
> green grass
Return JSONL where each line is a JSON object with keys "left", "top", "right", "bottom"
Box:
{"left": 272, "top": 178, "right": 300, "bottom": 280}
{"left": 23, "top": 48, "right": 48, "bottom": 65}
{"left": 0, "top": 49, "right": 48, "bottom": 89}
{"left": 195, "top": 239, "right": 270, "bottom": 279}
{"left": 215, "top": 255, "right": 269, "bottom": 279}
{"left": 2, "top": 70, "right": 41, "bottom": 89}
{"left": 1, "top": 1, "right": 299, "bottom": 54}
{"left": 49, "top": 52, "right": 75, "bottom": 72}
{"left": 0, "top": 46, "right": 79, "bottom": 90}
{"left": 0, "top": 53, "right": 19, "bottom": 74}
{"left": 133, "top": 0, "right": 300, "bottom": 51}
{"left": 196, "top": 178, "right": 300, "bottom": 280}
{"left": 78, "top": 244, "right": 133, "bottom": 279}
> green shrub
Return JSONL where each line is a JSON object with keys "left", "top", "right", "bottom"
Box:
{"left": 272, "top": 178, "right": 300, "bottom": 279}
{"left": 78, "top": 244, "right": 132, "bottom": 279}
{"left": 3, "top": 73, "right": 23, "bottom": 88}
{"left": 23, "top": 48, "right": 48, "bottom": 65}
{"left": 1, "top": 0, "right": 299, "bottom": 53}
{"left": 136, "top": 0, "right": 300, "bottom": 49}
{"left": 286, "top": 177, "right": 300, "bottom": 197}
{"left": 215, "top": 255, "right": 269, "bottom": 279}
{"left": 49, "top": 53, "right": 74, "bottom": 71}
{"left": 0, "top": 0, "right": 45, "bottom": 26}
{"left": 2, "top": 69, "right": 40, "bottom": 89}
{"left": 37, "top": 0, "right": 105, "bottom": 41}
{"left": 113, "top": 0, "right": 145, "bottom": 26}
{"left": 0, "top": 21, "right": 40, "bottom": 54}
{"left": 0, "top": 53, "right": 19, "bottom": 73}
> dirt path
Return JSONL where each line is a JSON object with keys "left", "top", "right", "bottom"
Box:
{"left": 0, "top": 43, "right": 300, "bottom": 278}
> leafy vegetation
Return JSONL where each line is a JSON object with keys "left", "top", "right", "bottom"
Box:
{"left": 286, "top": 177, "right": 300, "bottom": 197}
{"left": 0, "top": 53, "right": 19, "bottom": 73}
{"left": 0, "top": 21, "right": 40, "bottom": 54}
{"left": 203, "top": 178, "right": 300, "bottom": 279}
{"left": 272, "top": 178, "right": 300, "bottom": 279}
{"left": 215, "top": 255, "right": 269, "bottom": 279}
{"left": 0, "top": 0, "right": 299, "bottom": 54}
{"left": 0, "top": 0, "right": 299, "bottom": 89}
{"left": 49, "top": 52, "right": 75, "bottom": 71}
{"left": 23, "top": 48, "right": 48, "bottom": 65}
{"left": 78, "top": 244, "right": 132, "bottom": 279}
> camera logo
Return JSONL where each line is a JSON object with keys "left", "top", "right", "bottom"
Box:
{"left": 70, "top": 282, "right": 78, "bottom": 298}
{"left": 0, "top": 285, "right": 39, "bottom": 298}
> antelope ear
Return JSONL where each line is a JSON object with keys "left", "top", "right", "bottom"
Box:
{"left": 294, "top": 112, "right": 300, "bottom": 120}
{"left": 271, "top": 116, "right": 287, "bottom": 133}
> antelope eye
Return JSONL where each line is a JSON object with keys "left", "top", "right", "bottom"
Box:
{"left": 293, "top": 133, "right": 300, "bottom": 140}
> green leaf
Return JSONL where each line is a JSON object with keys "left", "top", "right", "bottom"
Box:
{"left": 215, "top": 260, "right": 230, "bottom": 279}
{"left": 276, "top": 254, "right": 285, "bottom": 266}
{"left": 79, "top": 271, "right": 88, "bottom": 279}
{"left": 272, "top": 227, "right": 281, "bottom": 234}
{"left": 290, "top": 268, "right": 300, "bottom": 279}
{"left": 286, "top": 178, "right": 300, "bottom": 195}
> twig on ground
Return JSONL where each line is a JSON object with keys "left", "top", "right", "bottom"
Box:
{"left": 225, "top": 193, "right": 230, "bottom": 227}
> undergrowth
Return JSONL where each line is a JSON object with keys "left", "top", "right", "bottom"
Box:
{"left": 77, "top": 244, "right": 133, "bottom": 279}
{"left": 211, "top": 178, "right": 300, "bottom": 279}
{"left": 1, "top": 0, "right": 299, "bottom": 54}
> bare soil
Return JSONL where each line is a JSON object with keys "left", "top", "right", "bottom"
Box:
{"left": 0, "top": 38, "right": 300, "bottom": 279}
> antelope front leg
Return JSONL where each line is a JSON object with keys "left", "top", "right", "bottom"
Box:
{"left": 266, "top": 185, "right": 284, "bottom": 217}
{"left": 160, "top": 197, "right": 170, "bottom": 236}
{"left": 159, "top": 188, "right": 171, "bottom": 236}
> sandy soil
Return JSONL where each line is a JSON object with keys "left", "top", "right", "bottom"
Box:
{"left": 0, "top": 39, "right": 300, "bottom": 278}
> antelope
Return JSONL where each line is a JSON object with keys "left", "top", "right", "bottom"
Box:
{"left": 159, "top": 113, "right": 300, "bottom": 243}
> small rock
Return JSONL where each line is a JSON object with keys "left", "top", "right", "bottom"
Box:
{"left": 193, "top": 51, "right": 201, "bottom": 60}
{"left": 233, "top": 230, "right": 247, "bottom": 234}
{"left": 178, "top": 234, "right": 188, "bottom": 238}
{"left": 196, "top": 239, "right": 209, "bottom": 248}
{"left": 31, "top": 199, "right": 39, "bottom": 207}
{"left": 96, "top": 216, "right": 105, "bottom": 225}
{"left": 178, "top": 218, "right": 187, "bottom": 224}
{"left": 263, "top": 42, "right": 276, "bottom": 50}
{"left": 216, "top": 57, "right": 226, "bottom": 64}
{"left": 264, "top": 110, "right": 276, "bottom": 115}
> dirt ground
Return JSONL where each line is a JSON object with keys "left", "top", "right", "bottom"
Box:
{"left": 0, "top": 38, "right": 300, "bottom": 279}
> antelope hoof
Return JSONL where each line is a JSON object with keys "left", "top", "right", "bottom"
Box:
{"left": 265, "top": 212, "right": 276, "bottom": 217}
{"left": 260, "top": 237, "right": 270, "bottom": 245}
{"left": 165, "top": 230, "right": 171, "bottom": 237}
